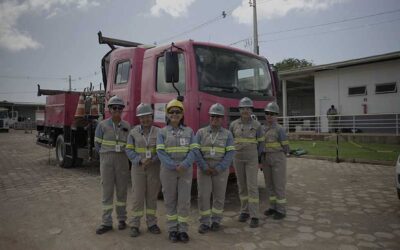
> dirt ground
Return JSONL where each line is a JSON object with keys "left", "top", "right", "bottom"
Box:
{"left": 0, "top": 130, "right": 399, "bottom": 250}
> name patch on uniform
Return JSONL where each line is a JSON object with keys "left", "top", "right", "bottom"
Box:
{"left": 180, "top": 138, "right": 188, "bottom": 146}
{"left": 145, "top": 149, "right": 152, "bottom": 159}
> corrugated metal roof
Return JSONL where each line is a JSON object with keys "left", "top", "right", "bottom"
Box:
{"left": 279, "top": 51, "right": 400, "bottom": 79}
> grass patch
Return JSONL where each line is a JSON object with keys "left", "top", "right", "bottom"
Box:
{"left": 290, "top": 140, "right": 400, "bottom": 162}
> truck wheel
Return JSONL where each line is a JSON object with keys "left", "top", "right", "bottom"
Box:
{"left": 56, "top": 134, "right": 73, "bottom": 168}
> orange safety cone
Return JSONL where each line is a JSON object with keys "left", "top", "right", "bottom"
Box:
{"left": 74, "top": 94, "right": 85, "bottom": 117}
{"left": 90, "top": 95, "right": 99, "bottom": 116}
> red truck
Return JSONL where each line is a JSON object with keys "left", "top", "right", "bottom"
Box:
{"left": 36, "top": 32, "right": 279, "bottom": 170}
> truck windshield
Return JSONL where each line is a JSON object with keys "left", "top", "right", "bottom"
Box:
{"left": 194, "top": 45, "right": 272, "bottom": 97}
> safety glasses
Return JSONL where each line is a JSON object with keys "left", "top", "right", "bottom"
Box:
{"left": 210, "top": 115, "right": 223, "bottom": 118}
{"left": 111, "top": 106, "right": 124, "bottom": 111}
{"left": 265, "top": 112, "right": 277, "bottom": 116}
{"left": 168, "top": 109, "right": 182, "bottom": 115}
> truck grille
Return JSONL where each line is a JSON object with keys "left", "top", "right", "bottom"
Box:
{"left": 228, "top": 108, "right": 265, "bottom": 124}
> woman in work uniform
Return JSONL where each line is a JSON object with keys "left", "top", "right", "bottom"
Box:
{"left": 229, "top": 97, "right": 263, "bottom": 228}
{"left": 156, "top": 99, "right": 199, "bottom": 243}
{"left": 196, "top": 103, "right": 235, "bottom": 234}
{"left": 125, "top": 103, "right": 161, "bottom": 237}
{"left": 261, "top": 102, "right": 289, "bottom": 220}
{"left": 94, "top": 96, "right": 131, "bottom": 234}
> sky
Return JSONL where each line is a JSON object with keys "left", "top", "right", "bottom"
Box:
{"left": 1, "top": 0, "right": 399, "bottom": 103}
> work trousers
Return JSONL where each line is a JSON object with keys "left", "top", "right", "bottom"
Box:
{"left": 160, "top": 166, "right": 193, "bottom": 233}
{"left": 262, "top": 151, "right": 287, "bottom": 214}
{"left": 100, "top": 152, "right": 129, "bottom": 226}
{"left": 129, "top": 163, "right": 160, "bottom": 228}
{"left": 197, "top": 167, "right": 229, "bottom": 225}
{"left": 233, "top": 151, "right": 260, "bottom": 218}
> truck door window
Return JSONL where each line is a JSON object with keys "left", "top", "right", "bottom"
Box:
{"left": 156, "top": 54, "right": 186, "bottom": 93}
{"left": 115, "top": 60, "right": 130, "bottom": 84}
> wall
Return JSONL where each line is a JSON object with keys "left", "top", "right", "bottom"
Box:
{"left": 315, "top": 59, "right": 400, "bottom": 116}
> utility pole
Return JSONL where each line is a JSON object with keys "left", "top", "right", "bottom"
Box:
{"left": 68, "top": 75, "right": 72, "bottom": 91}
{"left": 250, "top": 0, "right": 259, "bottom": 55}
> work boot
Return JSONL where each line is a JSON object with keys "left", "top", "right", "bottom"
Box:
{"left": 168, "top": 231, "right": 179, "bottom": 243}
{"left": 96, "top": 225, "right": 113, "bottom": 235}
{"left": 118, "top": 221, "right": 127, "bottom": 230}
{"left": 198, "top": 224, "right": 210, "bottom": 234}
{"left": 130, "top": 227, "right": 140, "bottom": 237}
{"left": 273, "top": 212, "right": 286, "bottom": 220}
{"left": 249, "top": 218, "right": 259, "bottom": 228}
{"left": 238, "top": 213, "right": 250, "bottom": 222}
{"left": 264, "top": 208, "right": 277, "bottom": 217}
{"left": 178, "top": 232, "right": 190, "bottom": 243}
{"left": 210, "top": 222, "right": 220, "bottom": 232}
{"left": 148, "top": 224, "right": 161, "bottom": 234}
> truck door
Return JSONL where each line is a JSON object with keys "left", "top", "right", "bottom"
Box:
{"left": 150, "top": 52, "right": 190, "bottom": 127}
{"left": 107, "top": 49, "right": 134, "bottom": 122}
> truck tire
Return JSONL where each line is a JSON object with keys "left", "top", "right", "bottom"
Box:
{"left": 56, "top": 134, "right": 73, "bottom": 168}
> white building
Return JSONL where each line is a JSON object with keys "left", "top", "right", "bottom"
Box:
{"left": 278, "top": 51, "right": 400, "bottom": 133}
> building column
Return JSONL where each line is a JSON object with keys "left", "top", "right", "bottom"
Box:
{"left": 282, "top": 80, "right": 288, "bottom": 131}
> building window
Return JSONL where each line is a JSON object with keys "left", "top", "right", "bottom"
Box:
{"left": 348, "top": 86, "right": 367, "bottom": 96}
{"left": 156, "top": 54, "right": 186, "bottom": 93}
{"left": 375, "top": 82, "right": 397, "bottom": 94}
{"left": 115, "top": 61, "right": 130, "bottom": 84}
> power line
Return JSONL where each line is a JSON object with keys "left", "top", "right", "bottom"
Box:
{"left": 156, "top": 4, "right": 238, "bottom": 44}
{"left": 258, "top": 17, "right": 400, "bottom": 44}
{"left": 230, "top": 8, "right": 400, "bottom": 46}
{"left": 259, "top": 8, "right": 400, "bottom": 37}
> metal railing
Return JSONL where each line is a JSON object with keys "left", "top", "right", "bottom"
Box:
{"left": 12, "top": 121, "right": 36, "bottom": 132}
{"left": 277, "top": 113, "right": 400, "bottom": 135}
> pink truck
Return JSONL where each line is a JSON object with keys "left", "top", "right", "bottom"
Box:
{"left": 36, "top": 32, "right": 279, "bottom": 172}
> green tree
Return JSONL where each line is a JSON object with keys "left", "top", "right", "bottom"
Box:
{"left": 274, "top": 58, "right": 313, "bottom": 71}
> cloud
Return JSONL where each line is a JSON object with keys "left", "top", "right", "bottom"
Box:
{"left": 0, "top": 0, "right": 100, "bottom": 52}
{"left": 150, "top": 0, "right": 195, "bottom": 18}
{"left": 232, "top": 0, "right": 348, "bottom": 24}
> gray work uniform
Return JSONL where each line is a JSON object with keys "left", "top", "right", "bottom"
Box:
{"left": 126, "top": 125, "right": 160, "bottom": 229}
{"left": 156, "top": 125, "right": 199, "bottom": 233}
{"left": 229, "top": 118, "right": 263, "bottom": 219}
{"left": 261, "top": 122, "right": 289, "bottom": 214}
{"left": 95, "top": 118, "right": 130, "bottom": 226}
{"left": 196, "top": 126, "right": 235, "bottom": 226}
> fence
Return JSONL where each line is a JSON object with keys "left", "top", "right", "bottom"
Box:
{"left": 12, "top": 121, "right": 36, "bottom": 132}
{"left": 278, "top": 113, "right": 400, "bottom": 135}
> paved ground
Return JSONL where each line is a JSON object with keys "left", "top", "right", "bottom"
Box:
{"left": 0, "top": 130, "right": 399, "bottom": 250}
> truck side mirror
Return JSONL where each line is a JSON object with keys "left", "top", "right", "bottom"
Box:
{"left": 271, "top": 65, "right": 280, "bottom": 93}
{"left": 164, "top": 51, "right": 179, "bottom": 83}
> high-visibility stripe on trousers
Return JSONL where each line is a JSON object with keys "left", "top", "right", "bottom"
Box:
{"left": 129, "top": 162, "right": 160, "bottom": 228}
{"left": 160, "top": 166, "right": 192, "bottom": 233}
{"left": 262, "top": 151, "right": 287, "bottom": 214}
{"left": 100, "top": 152, "right": 129, "bottom": 226}
{"left": 233, "top": 154, "right": 260, "bottom": 218}
{"left": 197, "top": 167, "right": 229, "bottom": 226}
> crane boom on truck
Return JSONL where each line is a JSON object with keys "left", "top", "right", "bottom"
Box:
{"left": 37, "top": 32, "right": 279, "bottom": 174}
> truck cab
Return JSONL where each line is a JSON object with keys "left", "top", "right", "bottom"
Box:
{"left": 101, "top": 37, "right": 278, "bottom": 131}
